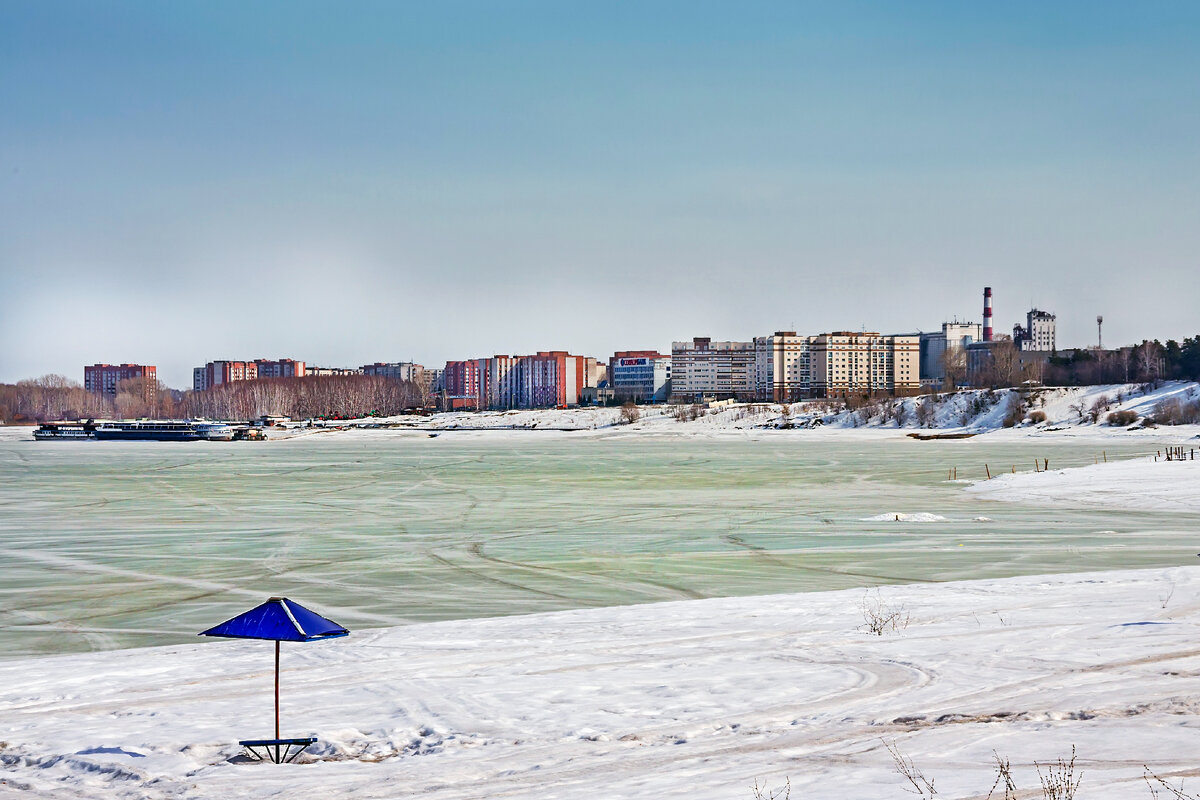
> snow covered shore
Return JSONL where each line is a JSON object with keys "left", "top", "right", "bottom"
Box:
{"left": 5, "top": 567, "right": 1200, "bottom": 799}
{"left": 968, "top": 455, "right": 1200, "bottom": 512}
{"left": 324, "top": 380, "right": 1200, "bottom": 441}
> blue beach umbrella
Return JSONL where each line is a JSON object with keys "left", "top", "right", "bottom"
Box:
{"left": 200, "top": 597, "right": 349, "bottom": 762}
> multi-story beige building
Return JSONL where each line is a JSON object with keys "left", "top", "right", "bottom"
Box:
{"left": 754, "top": 332, "right": 815, "bottom": 402}
{"left": 670, "top": 337, "right": 756, "bottom": 402}
{"left": 811, "top": 332, "right": 920, "bottom": 398}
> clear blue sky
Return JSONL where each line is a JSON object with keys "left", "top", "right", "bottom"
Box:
{"left": 2, "top": 1, "right": 1199, "bottom": 387}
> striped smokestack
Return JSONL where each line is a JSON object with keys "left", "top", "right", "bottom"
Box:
{"left": 983, "top": 286, "right": 993, "bottom": 341}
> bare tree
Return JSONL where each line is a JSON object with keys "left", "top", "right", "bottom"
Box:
{"left": 940, "top": 347, "right": 967, "bottom": 391}
{"left": 988, "top": 341, "right": 1020, "bottom": 388}
{"left": 1136, "top": 341, "right": 1163, "bottom": 382}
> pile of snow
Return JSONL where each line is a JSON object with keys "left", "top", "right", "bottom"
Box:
{"left": 5, "top": 568, "right": 1200, "bottom": 798}
{"left": 968, "top": 454, "right": 1200, "bottom": 512}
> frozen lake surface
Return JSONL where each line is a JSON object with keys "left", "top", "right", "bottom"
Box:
{"left": 0, "top": 429, "right": 1191, "bottom": 658}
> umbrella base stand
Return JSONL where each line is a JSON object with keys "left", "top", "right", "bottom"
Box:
{"left": 239, "top": 737, "right": 317, "bottom": 764}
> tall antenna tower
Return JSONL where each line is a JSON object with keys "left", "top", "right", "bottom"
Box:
{"left": 1096, "top": 315, "right": 1104, "bottom": 350}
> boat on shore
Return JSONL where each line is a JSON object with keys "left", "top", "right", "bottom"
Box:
{"left": 92, "top": 420, "right": 236, "bottom": 442}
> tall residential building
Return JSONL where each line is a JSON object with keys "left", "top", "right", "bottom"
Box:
{"left": 486, "top": 355, "right": 522, "bottom": 409}
{"left": 361, "top": 362, "right": 423, "bottom": 383}
{"left": 254, "top": 358, "right": 306, "bottom": 379}
{"left": 443, "top": 352, "right": 597, "bottom": 410}
{"left": 918, "top": 322, "right": 982, "bottom": 383}
{"left": 670, "top": 338, "right": 756, "bottom": 402}
{"left": 753, "top": 332, "right": 815, "bottom": 402}
{"left": 1013, "top": 309, "right": 1056, "bottom": 352}
{"left": 519, "top": 351, "right": 591, "bottom": 408}
{"left": 193, "top": 361, "right": 256, "bottom": 392}
{"left": 608, "top": 351, "right": 671, "bottom": 403}
{"left": 442, "top": 359, "right": 485, "bottom": 407}
{"left": 306, "top": 366, "right": 363, "bottom": 377}
{"left": 194, "top": 358, "right": 305, "bottom": 391}
{"left": 811, "top": 333, "right": 920, "bottom": 398}
{"left": 84, "top": 363, "right": 157, "bottom": 401}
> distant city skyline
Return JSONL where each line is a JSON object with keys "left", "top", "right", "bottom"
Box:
{"left": 3, "top": 2, "right": 1199, "bottom": 388}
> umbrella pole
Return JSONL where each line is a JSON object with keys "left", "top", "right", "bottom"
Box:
{"left": 274, "top": 640, "right": 280, "bottom": 763}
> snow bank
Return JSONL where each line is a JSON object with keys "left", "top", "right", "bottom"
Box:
{"left": 5, "top": 568, "right": 1200, "bottom": 799}
{"left": 313, "top": 381, "right": 1200, "bottom": 440}
{"left": 967, "top": 454, "right": 1200, "bottom": 512}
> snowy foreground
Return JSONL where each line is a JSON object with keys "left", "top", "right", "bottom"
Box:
{"left": 969, "top": 455, "right": 1200, "bottom": 513}
{"left": 6, "top": 568, "right": 1200, "bottom": 799}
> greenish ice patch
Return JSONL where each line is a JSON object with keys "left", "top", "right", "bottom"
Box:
{"left": 0, "top": 432, "right": 1187, "bottom": 658}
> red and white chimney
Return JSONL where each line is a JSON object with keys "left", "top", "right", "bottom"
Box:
{"left": 983, "top": 286, "right": 993, "bottom": 341}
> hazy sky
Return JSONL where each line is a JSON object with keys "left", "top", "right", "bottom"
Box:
{"left": 3, "top": 2, "right": 1199, "bottom": 388}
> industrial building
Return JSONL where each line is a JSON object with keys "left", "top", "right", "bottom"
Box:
{"left": 919, "top": 321, "right": 982, "bottom": 384}
{"left": 1013, "top": 309, "right": 1057, "bottom": 352}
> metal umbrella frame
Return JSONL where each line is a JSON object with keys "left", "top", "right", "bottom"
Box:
{"left": 200, "top": 597, "right": 349, "bottom": 763}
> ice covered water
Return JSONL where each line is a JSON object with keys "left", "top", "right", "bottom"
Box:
{"left": 0, "top": 431, "right": 1188, "bottom": 658}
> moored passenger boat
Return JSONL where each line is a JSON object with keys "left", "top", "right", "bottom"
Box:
{"left": 32, "top": 421, "right": 96, "bottom": 440}
{"left": 92, "top": 420, "right": 235, "bottom": 441}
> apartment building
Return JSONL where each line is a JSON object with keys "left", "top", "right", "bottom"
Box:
{"left": 753, "top": 332, "right": 815, "bottom": 402}
{"left": 361, "top": 362, "right": 424, "bottom": 383}
{"left": 193, "top": 360, "right": 256, "bottom": 392}
{"left": 254, "top": 358, "right": 306, "bottom": 379}
{"left": 442, "top": 359, "right": 486, "bottom": 408}
{"left": 519, "top": 351, "right": 593, "bottom": 408}
{"left": 486, "top": 355, "right": 522, "bottom": 409}
{"left": 193, "top": 358, "right": 305, "bottom": 391}
{"left": 810, "top": 332, "right": 920, "bottom": 398}
{"left": 306, "top": 366, "right": 363, "bottom": 377}
{"left": 670, "top": 337, "right": 756, "bottom": 402}
{"left": 442, "top": 351, "right": 597, "bottom": 410}
{"left": 84, "top": 363, "right": 157, "bottom": 401}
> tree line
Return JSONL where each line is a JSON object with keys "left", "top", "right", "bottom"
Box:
{"left": 0, "top": 374, "right": 427, "bottom": 423}
{"left": 1043, "top": 337, "right": 1200, "bottom": 386}
{"left": 945, "top": 336, "right": 1200, "bottom": 390}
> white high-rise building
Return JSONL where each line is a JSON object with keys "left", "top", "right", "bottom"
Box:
{"left": 753, "top": 332, "right": 815, "bottom": 402}
{"left": 811, "top": 332, "right": 920, "bottom": 398}
{"left": 670, "top": 338, "right": 756, "bottom": 402}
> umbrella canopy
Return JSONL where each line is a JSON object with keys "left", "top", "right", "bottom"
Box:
{"left": 199, "top": 597, "right": 348, "bottom": 762}
{"left": 200, "top": 597, "right": 348, "bottom": 642}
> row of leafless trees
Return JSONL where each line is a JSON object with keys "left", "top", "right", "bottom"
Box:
{"left": 1044, "top": 341, "right": 1168, "bottom": 386}
{"left": 180, "top": 374, "right": 424, "bottom": 419}
{"left": 0, "top": 374, "right": 425, "bottom": 423}
{"left": 957, "top": 340, "right": 1171, "bottom": 390}
{"left": 0, "top": 375, "right": 116, "bottom": 423}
